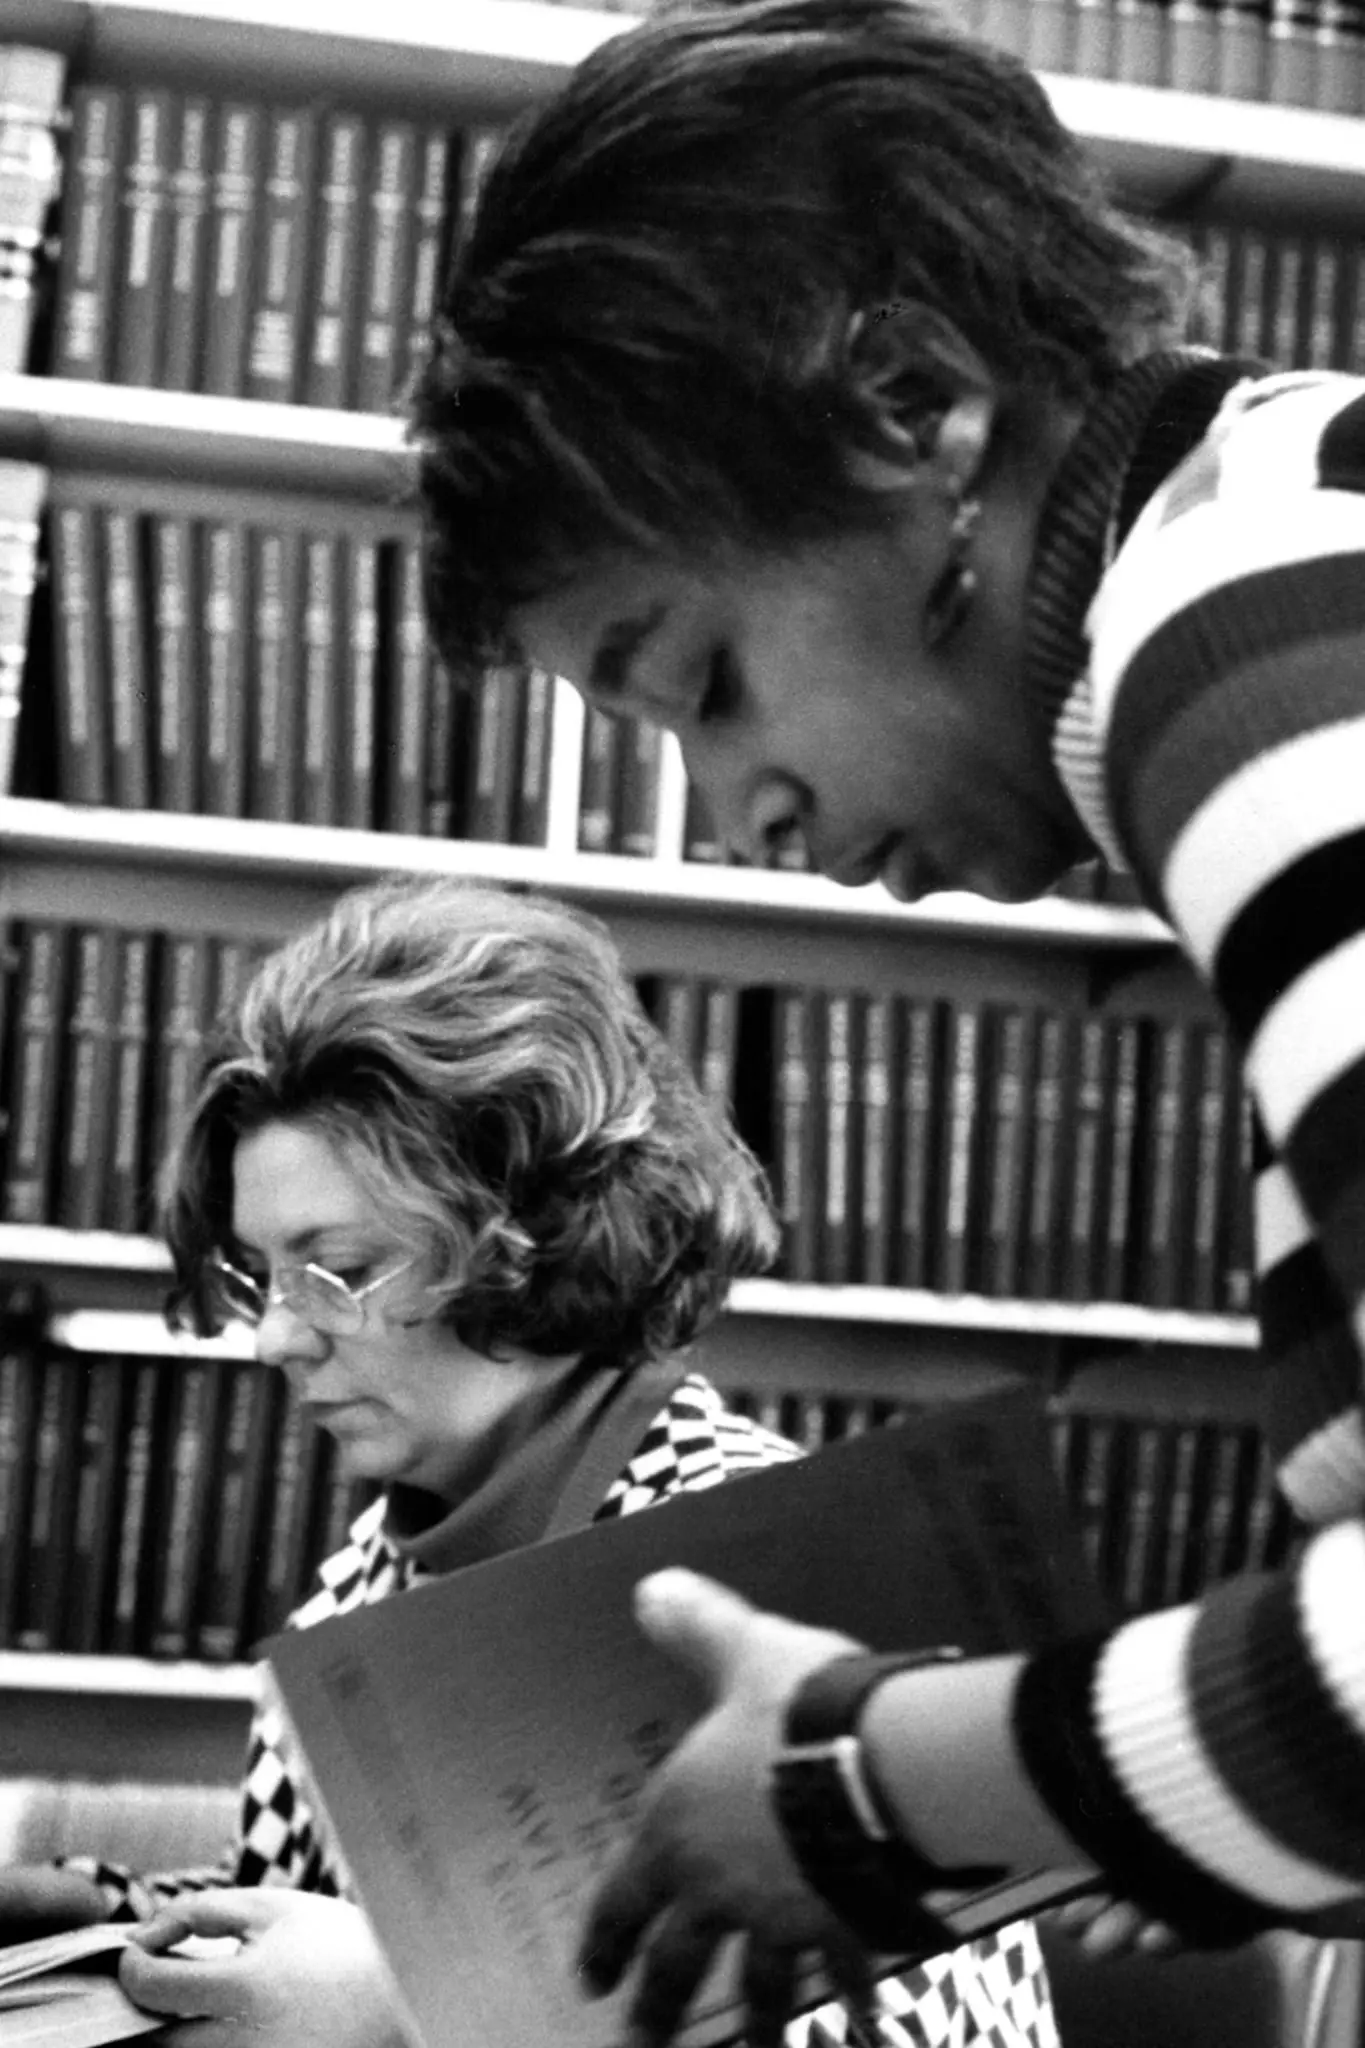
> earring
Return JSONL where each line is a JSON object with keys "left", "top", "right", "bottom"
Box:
{"left": 923, "top": 483, "right": 981, "bottom": 649}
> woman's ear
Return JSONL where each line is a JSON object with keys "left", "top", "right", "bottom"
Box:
{"left": 841, "top": 302, "right": 999, "bottom": 494}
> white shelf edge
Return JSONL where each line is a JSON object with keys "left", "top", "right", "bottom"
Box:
{"left": 732, "top": 1279, "right": 1258, "bottom": 1349}
{"left": 0, "top": 799, "right": 1171, "bottom": 948}
{"left": 3, "top": 1240, "right": 1256, "bottom": 1352}
{"left": 0, "top": 1649, "right": 259, "bottom": 1700}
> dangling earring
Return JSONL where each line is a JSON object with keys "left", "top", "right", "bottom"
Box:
{"left": 923, "top": 483, "right": 981, "bottom": 649}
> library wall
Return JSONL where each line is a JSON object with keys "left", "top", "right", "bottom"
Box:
{"left": 1, "top": 4, "right": 1363, "bottom": 2046}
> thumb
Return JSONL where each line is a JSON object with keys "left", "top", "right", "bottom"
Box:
{"left": 632, "top": 1568, "right": 760, "bottom": 1692}
{"left": 130, "top": 1889, "right": 262, "bottom": 1952}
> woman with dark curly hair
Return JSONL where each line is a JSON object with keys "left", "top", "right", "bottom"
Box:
{"left": 0, "top": 875, "right": 1058, "bottom": 2048}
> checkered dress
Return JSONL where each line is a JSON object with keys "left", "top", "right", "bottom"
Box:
{"left": 67, "top": 1373, "right": 1056, "bottom": 2048}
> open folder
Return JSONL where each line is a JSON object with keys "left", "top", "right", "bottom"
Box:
{"left": 267, "top": 1385, "right": 1109, "bottom": 2048}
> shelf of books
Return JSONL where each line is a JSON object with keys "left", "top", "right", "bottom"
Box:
{"left": 1, "top": 0, "right": 1356, "bottom": 1766}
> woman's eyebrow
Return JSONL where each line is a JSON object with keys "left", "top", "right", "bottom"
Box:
{"left": 588, "top": 602, "right": 671, "bottom": 700}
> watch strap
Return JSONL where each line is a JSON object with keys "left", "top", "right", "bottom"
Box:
{"left": 772, "top": 1649, "right": 1009, "bottom": 1955}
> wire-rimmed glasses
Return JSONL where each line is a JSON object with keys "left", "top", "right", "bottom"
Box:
{"left": 206, "top": 1252, "right": 418, "bottom": 1335}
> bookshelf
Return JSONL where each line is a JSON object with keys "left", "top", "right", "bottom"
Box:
{"left": 0, "top": 0, "right": 1351, "bottom": 1870}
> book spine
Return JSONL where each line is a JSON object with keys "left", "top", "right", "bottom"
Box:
{"left": 858, "top": 992, "right": 896, "bottom": 1287}
{"left": 201, "top": 521, "right": 248, "bottom": 816}
{"left": 2, "top": 923, "right": 70, "bottom": 1224}
{"left": 52, "top": 86, "right": 125, "bottom": 379}
{"left": 1117, "top": 1419, "right": 1170, "bottom": 1616}
{"left": 682, "top": 780, "right": 726, "bottom": 865}
{"left": 107, "top": 1357, "right": 166, "bottom": 1655}
{"left": 514, "top": 663, "right": 555, "bottom": 847}
{"left": 1138, "top": 1017, "right": 1194, "bottom": 1308}
{"left": 1021, "top": 1011, "right": 1067, "bottom": 1300}
{"left": 202, "top": 103, "right": 262, "bottom": 396}
{"left": 1215, "top": 0, "right": 1270, "bottom": 95}
{"left": 819, "top": 990, "right": 861, "bottom": 1285}
{"left": 1266, "top": 0, "right": 1318, "bottom": 99}
{"left": 61, "top": 1355, "right": 127, "bottom": 1652}
{"left": 1304, "top": 237, "right": 1344, "bottom": 370}
{"left": 1157, "top": 1420, "right": 1206, "bottom": 1609}
{"left": 160, "top": 97, "right": 212, "bottom": 392}
{"left": 614, "top": 719, "right": 664, "bottom": 859}
{"left": 303, "top": 113, "right": 367, "bottom": 410}
{"left": 249, "top": 1398, "right": 322, "bottom": 1644}
{"left": 245, "top": 107, "right": 317, "bottom": 404}
{"left": 1194, "top": 1424, "right": 1255, "bottom": 1589}
{"left": 301, "top": 534, "right": 339, "bottom": 825}
{"left": 1114, "top": 0, "right": 1167, "bottom": 80}
{"left": 699, "top": 983, "right": 739, "bottom": 1118}
{"left": 1313, "top": 0, "right": 1361, "bottom": 110}
{"left": 0, "top": 1323, "right": 42, "bottom": 1645}
{"left": 55, "top": 925, "right": 118, "bottom": 1231}
{"left": 101, "top": 505, "right": 153, "bottom": 809}
{"left": 356, "top": 121, "right": 418, "bottom": 415}
{"left": 1267, "top": 233, "right": 1305, "bottom": 370}
{"left": 1099, "top": 1017, "right": 1143, "bottom": 1301}
{"left": 384, "top": 538, "right": 429, "bottom": 835}
{"left": 1071, "top": 0, "right": 1119, "bottom": 72}
{"left": 13, "top": 1350, "right": 83, "bottom": 1652}
{"left": 147, "top": 1358, "right": 224, "bottom": 1658}
{"left": 1060, "top": 1014, "right": 1110, "bottom": 1303}
{"left": 150, "top": 513, "right": 199, "bottom": 812}
{"left": 247, "top": 524, "right": 302, "bottom": 823}
{"left": 1219, "top": 1087, "right": 1257, "bottom": 1314}
{"left": 1231, "top": 224, "right": 1271, "bottom": 362}
{"left": 895, "top": 996, "right": 940, "bottom": 1289}
{"left": 577, "top": 708, "right": 620, "bottom": 853}
{"left": 195, "top": 1363, "right": 277, "bottom": 1661}
{"left": 1186, "top": 1024, "right": 1230, "bottom": 1312}
{"left": 114, "top": 90, "right": 173, "bottom": 386}
{"left": 339, "top": 535, "right": 381, "bottom": 829}
{"left": 106, "top": 930, "right": 154, "bottom": 1232}
{"left": 210, "top": 934, "right": 258, "bottom": 1033}
{"left": 423, "top": 650, "right": 458, "bottom": 838}
{"left": 980, "top": 1004, "right": 1034, "bottom": 1298}
{"left": 1187, "top": 222, "right": 1234, "bottom": 354}
{"left": 49, "top": 493, "right": 110, "bottom": 803}
{"left": 464, "top": 657, "right": 525, "bottom": 850}
{"left": 937, "top": 1001, "right": 985, "bottom": 1294}
{"left": 773, "top": 989, "right": 819, "bottom": 1282}
{"left": 147, "top": 934, "right": 211, "bottom": 1197}
{"left": 1073, "top": 1410, "right": 1122, "bottom": 1593}
{"left": 657, "top": 975, "right": 702, "bottom": 1084}
{"left": 403, "top": 129, "right": 454, "bottom": 389}
{"left": 0, "top": 459, "right": 44, "bottom": 800}
{"left": 1168, "top": 0, "right": 1222, "bottom": 85}
{"left": 1024, "top": 0, "right": 1076, "bottom": 68}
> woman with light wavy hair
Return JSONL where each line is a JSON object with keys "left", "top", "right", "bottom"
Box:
{"left": 0, "top": 876, "right": 1055, "bottom": 2048}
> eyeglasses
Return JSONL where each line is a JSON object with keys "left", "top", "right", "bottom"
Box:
{"left": 206, "top": 1252, "right": 418, "bottom": 1335}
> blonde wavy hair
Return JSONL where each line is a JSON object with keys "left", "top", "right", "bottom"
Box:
{"left": 162, "top": 876, "right": 777, "bottom": 1367}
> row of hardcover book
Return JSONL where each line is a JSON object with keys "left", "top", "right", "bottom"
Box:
{"left": 3, "top": 471, "right": 712, "bottom": 859}
{"left": 645, "top": 978, "right": 1254, "bottom": 1312}
{"left": 10, "top": 59, "right": 491, "bottom": 412}
{"left": 0, "top": 1308, "right": 1286, "bottom": 1667}
{"left": 0, "top": 917, "right": 1255, "bottom": 1318}
{"left": 0, "top": 1304, "right": 379, "bottom": 1662}
{"left": 729, "top": 1368, "right": 1293, "bottom": 1621}
{"left": 1186, "top": 221, "right": 1365, "bottom": 374}
{"left": 962, "top": 0, "right": 1362, "bottom": 110}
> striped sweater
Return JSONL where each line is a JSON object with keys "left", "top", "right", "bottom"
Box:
{"left": 1013, "top": 352, "right": 1365, "bottom": 1935}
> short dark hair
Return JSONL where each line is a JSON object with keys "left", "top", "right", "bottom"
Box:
{"left": 412, "top": 0, "right": 1191, "bottom": 684}
{"left": 161, "top": 876, "right": 777, "bottom": 1368}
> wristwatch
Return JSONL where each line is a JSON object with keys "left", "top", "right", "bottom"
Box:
{"left": 770, "top": 1648, "right": 1009, "bottom": 1955}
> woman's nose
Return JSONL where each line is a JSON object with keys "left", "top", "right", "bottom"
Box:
{"left": 254, "top": 1296, "right": 328, "bottom": 1370}
{"left": 738, "top": 774, "right": 808, "bottom": 869}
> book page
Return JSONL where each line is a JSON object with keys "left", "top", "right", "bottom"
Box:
{"left": 0, "top": 1975, "right": 163, "bottom": 2048}
{"left": 268, "top": 1386, "right": 1108, "bottom": 2048}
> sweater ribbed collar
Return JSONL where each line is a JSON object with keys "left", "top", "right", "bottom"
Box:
{"left": 1022, "top": 347, "right": 1267, "bottom": 748}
